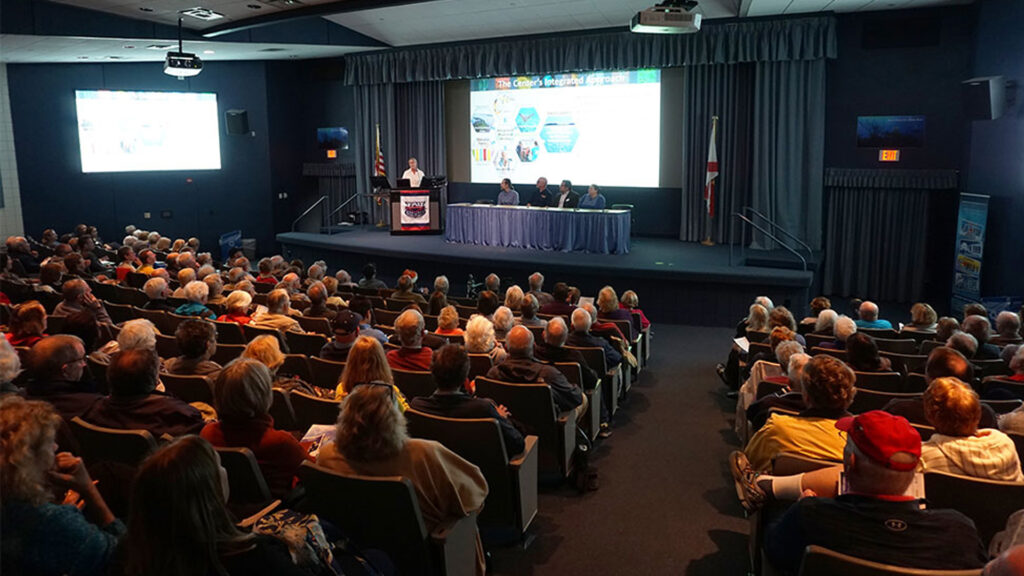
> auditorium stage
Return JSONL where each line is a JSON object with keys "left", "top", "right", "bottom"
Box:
{"left": 276, "top": 229, "right": 815, "bottom": 326}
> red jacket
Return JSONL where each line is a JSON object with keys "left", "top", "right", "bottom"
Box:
{"left": 387, "top": 347, "right": 433, "bottom": 372}
{"left": 201, "top": 415, "right": 311, "bottom": 497}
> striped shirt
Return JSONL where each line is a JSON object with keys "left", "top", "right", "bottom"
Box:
{"left": 919, "top": 429, "right": 1024, "bottom": 482}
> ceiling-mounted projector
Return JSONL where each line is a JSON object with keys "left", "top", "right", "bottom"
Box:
{"left": 630, "top": 1, "right": 702, "bottom": 34}
{"left": 164, "top": 51, "right": 203, "bottom": 77}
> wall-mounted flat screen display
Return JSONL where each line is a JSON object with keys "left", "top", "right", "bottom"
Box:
{"left": 317, "top": 127, "right": 349, "bottom": 150}
{"left": 856, "top": 115, "right": 926, "bottom": 148}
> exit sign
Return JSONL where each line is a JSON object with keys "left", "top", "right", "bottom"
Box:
{"left": 878, "top": 149, "right": 901, "bottom": 162}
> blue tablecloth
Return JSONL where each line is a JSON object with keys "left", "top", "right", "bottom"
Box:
{"left": 445, "top": 203, "right": 631, "bottom": 254}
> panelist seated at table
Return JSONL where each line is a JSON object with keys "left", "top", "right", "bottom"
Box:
{"left": 578, "top": 184, "right": 607, "bottom": 210}
{"left": 553, "top": 179, "right": 581, "bottom": 209}
{"left": 497, "top": 178, "right": 520, "bottom": 205}
{"left": 527, "top": 177, "right": 554, "bottom": 207}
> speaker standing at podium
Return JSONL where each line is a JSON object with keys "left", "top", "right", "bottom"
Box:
{"left": 402, "top": 157, "right": 425, "bottom": 188}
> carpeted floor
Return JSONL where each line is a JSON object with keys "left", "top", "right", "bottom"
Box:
{"left": 489, "top": 324, "right": 750, "bottom": 575}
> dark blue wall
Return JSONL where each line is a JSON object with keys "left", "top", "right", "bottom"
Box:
{"left": 8, "top": 61, "right": 276, "bottom": 253}
{"left": 966, "top": 0, "right": 1024, "bottom": 298}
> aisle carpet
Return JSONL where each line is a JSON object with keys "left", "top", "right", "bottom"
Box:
{"left": 490, "top": 324, "right": 749, "bottom": 575}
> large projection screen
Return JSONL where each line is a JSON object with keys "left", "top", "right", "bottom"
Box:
{"left": 469, "top": 70, "right": 661, "bottom": 188}
{"left": 75, "top": 90, "right": 222, "bottom": 173}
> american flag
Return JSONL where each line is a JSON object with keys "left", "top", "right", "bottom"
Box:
{"left": 704, "top": 117, "right": 719, "bottom": 218}
{"left": 374, "top": 124, "right": 386, "bottom": 177}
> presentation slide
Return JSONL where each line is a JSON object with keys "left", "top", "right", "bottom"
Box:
{"left": 75, "top": 90, "right": 221, "bottom": 173}
{"left": 469, "top": 70, "right": 661, "bottom": 188}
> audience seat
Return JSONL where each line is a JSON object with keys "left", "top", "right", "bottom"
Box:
{"left": 391, "top": 368, "right": 436, "bottom": 399}
{"left": 105, "top": 301, "right": 135, "bottom": 325}
{"left": 567, "top": 345, "right": 621, "bottom": 413}
{"left": 88, "top": 281, "right": 117, "bottom": 302}
{"left": 981, "top": 377, "right": 1024, "bottom": 399}
{"left": 433, "top": 332, "right": 465, "bottom": 345}
{"left": 253, "top": 281, "right": 275, "bottom": 294}
{"left": 296, "top": 316, "right": 332, "bottom": 336}
{"left": 423, "top": 314, "right": 439, "bottom": 332}
{"left": 911, "top": 423, "right": 935, "bottom": 441}
{"left": 298, "top": 462, "right": 480, "bottom": 576}
{"left": 981, "top": 398, "right": 1022, "bottom": 414}
{"left": 161, "top": 373, "right": 214, "bottom": 404}
{"left": 874, "top": 338, "right": 919, "bottom": 355}
{"left": 285, "top": 331, "right": 328, "bottom": 357}
{"left": 858, "top": 328, "right": 901, "bottom": 339}
{"left": 748, "top": 341, "right": 772, "bottom": 357}
{"left": 919, "top": 340, "right": 945, "bottom": 356}
{"left": 215, "top": 446, "right": 274, "bottom": 509}
{"left": 811, "top": 347, "right": 847, "bottom": 361}
{"left": 212, "top": 320, "right": 246, "bottom": 345}
{"left": 154, "top": 333, "right": 180, "bottom": 359}
{"left": 46, "top": 314, "right": 66, "bottom": 334}
{"left": 804, "top": 333, "right": 832, "bottom": 348}
{"left": 163, "top": 312, "right": 191, "bottom": 334}
{"left": 524, "top": 325, "right": 545, "bottom": 341}
{"left": 797, "top": 545, "right": 982, "bottom": 576}
{"left": 125, "top": 272, "right": 149, "bottom": 289}
{"left": 211, "top": 343, "right": 246, "bottom": 366}
{"left": 880, "top": 352, "right": 928, "bottom": 375}
{"left": 755, "top": 380, "right": 788, "bottom": 401}
{"left": 466, "top": 353, "right": 494, "bottom": 382}
{"left": 849, "top": 390, "right": 921, "bottom": 415}
{"left": 475, "top": 377, "right": 576, "bottom": 481}
{"left": 133, "top": 307, "right": 169, "bottom": 333}
{"left": 905, "top": 373, "right": 928, "bottom": 393}
{"left": 852, "top": 371, "right": 904, "bottom": 393}
{"left": 405, "top": 409, "right": 539, "bottom": 543}
{"left": 974, "top": 359, "right": 1011, "bottom": 378}
{"left": 279, "top": 354, "right": 313, "bottom": 383}
{"left": 747, "top": 330, "right": 770, "bottom": 344}
{"left": 923, "top": 470, "right": 1024, "bottom": 547}
{"left": 242, "top": 324, "right": 289, "bottom": 353}
{"left": 374, "top": 308, "right": 400, "bottom": 326}
{"left": 455, "top": 305, "right": 477, "bottom": 319}
{"left": 553, "top": 361, "right": 601, "bottom": 442}
{"left": 114, "top": 285, "right": 148, "bottom": 308}
{"left": 69, "top": 416, "right": 157, "bottom": 467}
{"left": 86, "top": 356, "right": 109, "bottom": 394}
{"left": 289, "top": 391, "right": 341, "bottom": 430}
{"left": 308, "top": 357, "right": 346, "bottom": 390}
{"left": 269, "top": 388, "right": 297, "bottom": 431}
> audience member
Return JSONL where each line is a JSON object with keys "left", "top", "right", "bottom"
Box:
{"left": 347, "top": 296, "right": 388, "bottom": 344}
{"left": 0, "top": 396, "right": 123, "bottom": 576}
{"left": 465, "top": 314, "right": 507, "bottom": 364}
{"left": 54, "top": 279, "right": 112, "bottom": 324}
{"left": 855, "top": 301, "right": 893, "bottom": 330}
{"left": 535, "top": 316, "right": 610, "bottom": 435}
{"left": 762, "top": 410, "right": 987, "bottom": 572}
{"left": 845, "top": 332, "right": 893, "bottom": 373}
{"left": 800, "top": 296, "right": 831, "bottom": 326}
{"left": 202, "top": 359, "right": 311, "bottom": 497}
{"left": 249, "top": 289, "right": 303, "bottom": 333}
{"left": 163, "top": 319, "right": 221, "bottom": 377}
{"left": 568, "top": 308, "right": 622, "bottom": 371}
{"left": 358, "top": 262, "right": 387, "bottom": 290}
{"left": 6, "top": 300, "right": 48, "bottom": 347}
{"left": 742, "top": 354, "right": 856, "bottom": 470}
{"left": 216, "top": 290, "right": 253, "bottom": 325}
{"left": 487, "top": 325, "right": 586, "bottom": 418}
{"left": 411, "top": 344, "right": 526, "bottom": 456}
{"left": 947, "top": 331, "right": 979, "bottom": 359}
{"left": 173, "top": 281, "right": 216, "bottom": 320}
{"left": 813, "top": 309, "right": 838, "bottom": 335}
{"left": 504, "top": 285, "right": 525, "bottom": 311}
{"left": 818, "top": 315, "right": 856, "bottom": 350}
{"left": 171, "top": 268, "right": 196, "bottom": 298}
{"left": 390, "top": 274, "right": 427, "bottom": 305}
{"left": 303, "top": 281, "right": 337, "bottom": 321}
{"left": 0, "top": 337, "right": 22, "bottom": 395}
{"left": 476, "top": 290, "right": 499, "bottom": 319}
{"left": 387, "top": 309, "right": 434, "bottom": 371}
{"left": 746, "top": 351, "right": 812, "bottom": 432}
{"left": 6, "top": 235, "right": 41, "bottom": 273}
{"left": 435, "top": 306, "right": 464, "bottom": 336}
{"left": 319, "top": 310, "right": 361, "bottom": 362}
{"left": 619, "top": 290, "right": 651, "bottom": 331}
{"left": 433, "top": 275, "right": 449, "bottom": 295}
{"left": 994, "top": 311, "right": 1024, "bottom": 346}
{"left": 203, "top": 274, "right": 226, "bottom": 306}
{"left": 24, "top": 335, "right": 100, "bottom": 421}
{"left": 81, "top": 349, "right": 204, "bottom": 438}
{"left": 428, "top": 290, "right": 448, "bottom": 316}
{"left": 317, "top": 384, "right": 488, "bottom": 575}
{"left": 527, "top": 272, "right": 553, "bottom": 307}
{"left": 141, "top": 277, "right": 175, "bottom": 311}
{"left": 935, "top": 316, "right": 961, "bottom": 342}
{"left": 334, "top": 336, "right": 407, "bottom": 409}
{"left": 964, "top": 302, "right": 989, "bottom": 319}
{"left": 902, "top": 302, "right": 938, "bottom": 333}
{"left": 883, "top": 347, "right": 1000, "bottom": 428}
{"left": 518, "top": 294, "right": 547, "bottom": 328}
{"left": 484, "top": 273, "right": 501, "bottom": 294}
{"left": 117, "top": 435, "right": 307, "bottom": 576}
{"left": 492, "top": 306, "right": 515, "bottom": 342}
{"left": 963, "top": 314, "right": 1002, "bottom": 360}
{"left": 538, "top": 282, "right": 576, "bottom": 316}
{"left": 597, "top": 286, "right": 639, "bottom": 334}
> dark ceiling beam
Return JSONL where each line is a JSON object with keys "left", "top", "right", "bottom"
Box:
{"left": 201, "top": 0, "right": 437, "bottom": 37}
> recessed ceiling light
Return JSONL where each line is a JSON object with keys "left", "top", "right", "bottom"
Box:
{"left": 203, "top": 50, "right": 215, "bottom": 54}
{"left": 139, "top": 6, "right": 153, "bottom": 11}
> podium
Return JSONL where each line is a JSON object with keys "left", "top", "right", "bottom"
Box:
{"left": 389, "top": 188, "right": 443, "bottom": 235}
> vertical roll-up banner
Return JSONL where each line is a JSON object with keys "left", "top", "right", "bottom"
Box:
{"left": 951, "top": 193, "right": 989, "bottom": 315}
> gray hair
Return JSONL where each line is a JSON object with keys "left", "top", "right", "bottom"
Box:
{"left": 117, "top": 318, "right": 158, "bottom": 351}
{"left": 748, "top": 304, "right": 769, "bottom": 332}
{"left": 394, "top": 309, "right": 424, "bottom": 347}
{"left": 505, "top": 325, "right": 534, "bottom": 357}
{"left": 224, "top": 290, "right": 252, "bottom": 313}
{"left": 503, "top": 286, "right": 524, "bottom": 310}
{"left": 815, "top": 309, "right": 838, "bottom": 335}
{"left": 947, "top": 332, "right": 978, "bottom": 359}
{"left": 996, "top": 311, "right": 1022, "bottom": 338}
{"left": 834, "top": 316, "right": 857, "bottom": 342}
{"left": 754, "top": 296, "right": 774, "bottom": 311}
{"left": 571, "top": 308, "right": 592, "bottom": 332}
{"left": 143, "top": 277, "right": 168, "bottom": 300}
{"left": 962, "top": 314, "right": 992, "bottom": 345}
{"left": 183, "top": 281, "right": 209, "bottom": 304}
{"left": 196, "top": 265, "right": 216, "bottom": 280}
{"left": 0, "top": 337, "right": 22, "bottom": 385}
{"left": 544, "top": 317, "right": 568, "bottom": 347}
{"left": 528, "top": 272, "right": 544, "bottom": 292}
{"left": 434, "top": 275, "right": 449, "bottom": 294}
{"left": 266, "top": 289, "right": 290, "bottom": 314}
{"left": 787, "top": 353, "right": 811, "bottom": 391}
{"left": 203, "top": 274, "right": 223, "bottom": 297}
{"left": 1011, "top": 346, "right": 1024, "bottom": 374}
{"left": 493, "top": 306, "right": 515, "bottom": 333}
{"left": 775, "top": 340, "right": 805, "bottom": 374}
{"left": 465, "top": 315, "right": 496, "bottom": 353}
{"left": 335, "top": 269, "right": 352, "bottom": 284}
{"left": 485, "top": 273, "right": 500, "bottom": 292}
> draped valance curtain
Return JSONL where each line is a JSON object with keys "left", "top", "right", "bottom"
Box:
{"left": 822, "top": 168, "right": 960, "bottom": 303}
{"left": 344, "top": 16, "right": 837, "bottom": 85}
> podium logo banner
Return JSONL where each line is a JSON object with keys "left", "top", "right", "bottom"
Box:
{"left": 400, "top": 191, "right": 430, "bottom": 231}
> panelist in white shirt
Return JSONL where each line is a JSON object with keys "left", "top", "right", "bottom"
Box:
{"left": 555, "top": 179, "right": 581, "bottom": 208}
{"left": 402, "top": 157, "right": 426, "bottom": 188}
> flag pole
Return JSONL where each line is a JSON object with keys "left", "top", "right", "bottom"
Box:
{"left": 374, "top": 123, "right": 386, "bottom": 228}
{"left": 701, "top": 115, "right": 719, "bottom": 247}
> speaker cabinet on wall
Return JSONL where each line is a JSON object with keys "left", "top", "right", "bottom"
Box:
{"left": 225, "top": 109, "right": 252, "bottom": 136}
{"left": 962, "top": 76, "right": 1005, "bottom": 121}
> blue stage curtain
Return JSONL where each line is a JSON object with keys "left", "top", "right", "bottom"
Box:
{"left": 344, "top": 16, "right": 837, "bottom": 85}
{"left": 679, "top": 63, "right": 753, "bottom": 243}
{"left": 822, "top": 168, "right": 959, "bottom": 303}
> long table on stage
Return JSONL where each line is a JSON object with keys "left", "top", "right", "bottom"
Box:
{"left": 444, "top": 203, "right": 631, "bottom": 254}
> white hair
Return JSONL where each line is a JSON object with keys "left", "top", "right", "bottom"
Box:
{"left": 571, "top": 308, "right": 592, "bottom": 332}
{"left": 834, "top": 315, "right": 857, "bottom": 342}
{"left": 997, "top": 311, "right": 1022, "bottom": 337}
{"left": 183, "top": 280, "right": 209, "bottom": 304}
{"left": 775, "top": 340, "right": 805, "bottom": 373}
{"left": 434, "top": 275, "right": 449, "bottom": 294}
{"left": 529, "top": 272, "right": 544, "bottom": 291}
{"left": 465, "top": 315, "right": 496, "bottom": 353}
{"left": 117, "top": 318, "right": 158, "bottom": 351}
{"left": 504, "top": 286, "right": 524, "bottom": 310}
{"left": 143, "top": 277, "right": 168, "bottom": 300}
{"left": 147, "top": 231, "right": 160, "bottom": 243}
{"left": 815, "top": 309, "right": 838, "bottom": 334}
{"left": 493, "top": 306, "right": 515, "bottom": 333}
{"left": 787, "top": 353, "right": 811, "bottom": 390}
{"left": 224, "top": 289, "right": 252, "bottom": 313}
{"left": 335, "top": 269, "right": 352, "bottom": 284}
{"left": 544, "top": 317, "right": 568, "bottom": 347}
{"left": 394, "top": 309, "right": 424, "bottom": 347}
{"left": 196, "top": 264, "right": 216, "bottom": 280}
{"left": 485, "top": 273, "right": 500, "bottom": 292}
{"left": 0, "top": 337, "right": 23, "bottom": 384}
{"left": 755, "top": 296, "right": 774, "bottom": 311}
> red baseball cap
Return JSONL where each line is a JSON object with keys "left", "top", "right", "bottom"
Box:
{"left": 835, "top": 410, "right": 921, "bottom": 471}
